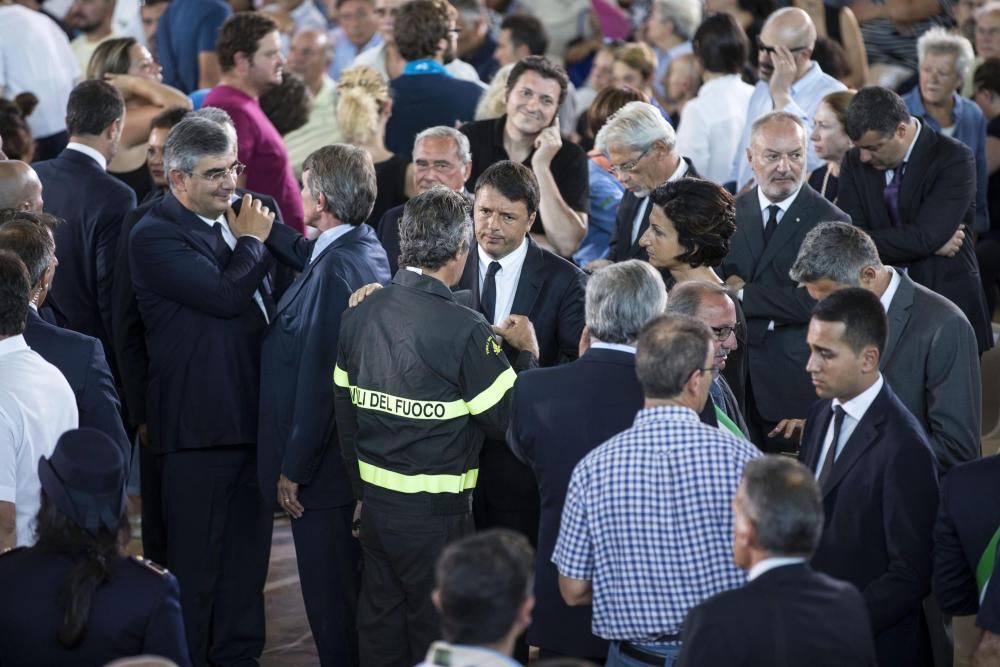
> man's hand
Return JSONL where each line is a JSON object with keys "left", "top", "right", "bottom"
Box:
{"left": 137, "top": 423, "right": 149, "bottom": 449}
{"left": 277, "top": 474, "right": 304, "bottom": 519}
{"left": 725, "top": 274, "right": 746, "bottom": 292}
{"left": 349, "top": 282, "right": 382, "bottom": 308}
{"left": 935, "top": 225, "right": 965, "bottom": 257}
{"left": 493, "top": 314, "right": 540, "bottom": 361}
{"left": 531, "top": 116, "right": 562, "bottom": 169}
{"left": 769, "top": 418, "right": 806, "bottom": 444}
{"left": 226, "top": 193, "right": 275, "bottom": 241}
{"left": 585, "top": 258, "right": 613, "bottom": 273}
{"left": 768, "top": 45, "right": 798, "bottom": 109}
{"left": 352, "top": 500, "right": 363, "bottom": 539}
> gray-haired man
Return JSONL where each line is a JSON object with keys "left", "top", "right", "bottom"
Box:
{"left": 788, "top": 220, "right": 981, "bottom": 471}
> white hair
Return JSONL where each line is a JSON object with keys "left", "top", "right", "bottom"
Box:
{"left": 917, "top": 26, "right": 976, "bottom": 79}
{"left": 594, "top": 101, "right": 676, "bottom": 154}
{"left": 653, "top": 0, "right": 703, "bottom": 41}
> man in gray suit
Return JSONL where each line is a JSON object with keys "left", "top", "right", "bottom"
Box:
{"left": 789, "top": 221, "right": 981, "bottom": 472}
{"left": 718, "top": 111, "right": 851, "bottom": 452}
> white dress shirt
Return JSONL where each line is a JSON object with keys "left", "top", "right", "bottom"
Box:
{"left": 197, "top": 213, "right": 269, "bottom": 322}
{"left": 676, "top": 74, "right": 755, "bottom": 184}
{"left": 0, "top": 335, "right": 78, "bottom": 547}
{"left": 884, "top": 119, "right": 921, "bottom": 186}
{"left": 747, "top": 556, "right": 807, "bottom": 581}
{"left": 589, "top": 341, "right": 636, "bottom": 354}
{"left": 813, "top": 374, "right": 885, "bottom": 480}
{"left": 477, "top": 237, "right": 529, "bottom": 326}
{"left": 879, "top": 267, "right": 902, "bottom": 312}
{"left": 729, "top": 61, "right": 846, "bottom": 189}
{"left": 66, "top": 142, "right": 108, "bottom": 171}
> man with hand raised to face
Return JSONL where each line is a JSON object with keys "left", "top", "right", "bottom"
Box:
{"left": 129, "top": 115, "right": 276, "bottom": 666}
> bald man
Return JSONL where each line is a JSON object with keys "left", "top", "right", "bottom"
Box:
{"left": 283, "top": 28, "right": 342, "bottom": 177}
{"left": 729, "top": 7, "right": 846, "bottom": 191}
{"left": 0, "top": 161, "right": 43, "bottom": 212}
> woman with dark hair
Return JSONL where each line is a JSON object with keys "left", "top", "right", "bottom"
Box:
{"left": 87, "top": 37, "right": 192, "bottom": 202}
{"left": 0, "top": 93, "right": 37, "bottom": 162}
{"left": 260, "top": 72, "right": 313, "bottom": 137}
{"left": 0, "top": 428, "right": 190, "bottom": 666}
{"left": 705, "top": 0, "right": 776, "bottom": 67}
{"left": 676, "top": 13, "right": 755, "bottom": 184}
{"left": 639, "top": 177, "right": 748, "bottom": 404}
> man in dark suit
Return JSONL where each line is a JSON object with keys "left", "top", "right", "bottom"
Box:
{"left": 798, "top": 287, "right": 939, "bottom": 667}
{"left": 679, "top": 456, "right": 877, "bottom": 666}
{"left": 790, "top": 221, "right": 982, "bottom": 472}
{"left": 974, "top": 549, "right": 1000, "bottom": 664}
{"left": 719, "top": 111, "right": 850, "bottom": 451}
{"left": 0, "top": 216, "right": 129, "bottom": 461}
{"left": 259, "top": 145, "right": 391, "bottom": 667}
{"left": 33, "top": 80, "right": 136, "bottom": 363}
{"left": 129, "top": 116, "right": 275, "bottom": 666}
{"left": 591, "top": 100, "right": 699, "bottom": 275}
{"left": 838, "top": 85, "right": 993, "bottom": 354}
{"left": 507, "top": 260, "right": 665, "bottom": 661}
{"left": 665, "top": 280, "right": 749, "bottom": 439}
{"left": 456, "top": 160, "right": 586, "bottom": 546}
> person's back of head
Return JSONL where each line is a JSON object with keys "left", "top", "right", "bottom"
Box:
{"left": 0, "top": 219, "right": 55, "bottom": 294}
{"left": 394, "top": 0, "right": 451, "bottom": 62}
{"left": 432, "top": 528, "right": 534, "bottom": 651}
{"left": 0, "top": 249, "right": 31, "bottom": 339}
{"left": 732, "top": 456, "right": 823, "bottom": 569}
{"left": 260, "top": 72, "right": 312, "bottom": 136}
{"left": 500, "top": 14, "right": 549, "bottom": 57}
{"left": 0, "top": 161, "right": 44, "bottom": 212}
{"left": 692, "top": 13, "right": 748, "bottom": 76}
{"left": 587, "top": 260, "right": 667, "bottom": 345}
{"left": 790, "top": 221, "right": 883, "bottom": 290}
{"left": 66, "top": 79, "right": 125, "bottom": 140}
{"left": 336, "top": 65, "right": 390, "bottom": 145}
{"left": 585, "top": 85, "right": 647, "bottom": 141}
{"left": 302, "top": 144, "right": 377, "bottom": 225}
{"left": 398, "top": 187, "right": 472, "bottom": 271}
{"left": 635, "top": 313, "right": 714, "bottom": 408}
{"left": 0, "top": 95, "right": 37, "bottom": 163}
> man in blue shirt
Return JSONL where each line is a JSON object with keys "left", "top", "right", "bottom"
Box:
{"left": 157, "top": 0, "right": 232, "bottom": 93}
{"left": 328, "top": 0, "right": 382, "bottom": 80}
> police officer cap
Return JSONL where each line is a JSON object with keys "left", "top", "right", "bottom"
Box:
{"left": 37, "top": 428, "right": 127, "bottom": 535}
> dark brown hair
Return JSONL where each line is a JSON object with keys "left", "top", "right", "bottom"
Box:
{"left": 216, "top": 12, "right": 279, "bottom": 72}
{"left": 649, "top": 178, "right": 736, "bottom": 268}
{"left": 586, "top": 85, "right": 647, "bottom": 139}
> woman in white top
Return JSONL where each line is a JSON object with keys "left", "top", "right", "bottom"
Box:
{"left": 675, "top": 14, "right": 754, "bottom": 185}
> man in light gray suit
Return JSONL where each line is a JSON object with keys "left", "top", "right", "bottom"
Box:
{"left": 789, "top": 221, "right": 981, "bottom": 472}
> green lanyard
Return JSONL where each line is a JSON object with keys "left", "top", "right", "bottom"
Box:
{"left": 714, "top": 404, "right": 744, "bottom": 439}
{"left": 977, "top": 525, "right": 1000, "bottom": 603}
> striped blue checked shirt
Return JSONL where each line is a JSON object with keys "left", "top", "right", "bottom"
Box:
{"left": 552, "top": 405, "right": 761, "bottom": 643}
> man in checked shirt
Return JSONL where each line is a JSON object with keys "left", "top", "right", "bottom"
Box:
{"left": 553, "top": 313, "right": 760, "bottom": 667}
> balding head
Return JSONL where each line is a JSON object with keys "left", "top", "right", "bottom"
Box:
{"left": 758, "top": 8, "right": 817, "bottom": 82}
{"left": 287, "top": 28, "right": 333, "bottom": 89}
{"left": 0, "top": 161, "right": 43, "bottom": 212}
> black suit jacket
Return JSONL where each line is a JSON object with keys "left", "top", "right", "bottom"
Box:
{"left": 458, "top": 237, "right": 587, "bottom": 512}
{"left": 837, "top": 125, "right": 993, "bottom": 353}
{"left": 376, "top": 204, "right": 405, "bottom": 276}
{"left": 507, "top": 347, "right": 644, "bottom": 657}
{"left": 678, "top": 563, "right": 878, "bottom": 666}
{"left": 129, "top": 193, "right": 273, "bottom": 453}
{"left": 258, "top": 223, "right": 391, "bottom": 512}
{"left": 933, "top": 455, "right": 1000, "bottom": 617}
{"left": 111, "top": 188, "right": 283, "bottom": 429}
{"left": 720, "top": 184, "right": 850, "bottom": 422}
{"left": 34, "top": 148, "right": 137, "bottom": 364}
{"left": 23, "top": 309, "right": 130, "bottom": 461}
{"left": 798, "top": 382, "right": 939, "bottom": 667}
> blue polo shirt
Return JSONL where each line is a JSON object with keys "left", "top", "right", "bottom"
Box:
{"left": 157, "top": 0, "right": 232, "bottom": 94}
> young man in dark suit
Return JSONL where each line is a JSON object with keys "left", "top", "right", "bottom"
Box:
{"left": 798, "top": 287, "right": 939, "bottom": 667}
{"left": 719, "top": 111, "right": 850, "bottom": 452}
{"left": 258, "top": 145, "right": 391, "bottom": 667}
{"left": 507, "top": 260, "right": 666, "bottom": 662}
{"left": 33, "top": 80, "right": 137, "bottom": 364}
{"left": 456, "top": 160, "right": 586, "bottom": 553}
{"left": 679, "top": 456, "right": 877, "bottom": 666}
{"left": 837, "top": 85, "right": 993, "bottom": 354}
{"left": 129, "top": 116, "right": 275, "bottom": 666}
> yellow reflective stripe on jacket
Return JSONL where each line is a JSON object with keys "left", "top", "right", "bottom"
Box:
{"left": 333, "top": 365, "right": 515, "bottom": 419}
{"left": 358, "top": 460, "right": 479, "bottom": 493}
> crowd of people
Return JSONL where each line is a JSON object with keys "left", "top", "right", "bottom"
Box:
{"left": 0, "top": 0, "right": 999, "bottom": 666}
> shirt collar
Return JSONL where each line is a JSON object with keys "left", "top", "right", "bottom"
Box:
{"left": 757, "top": 184, "right": 801, "bottom": 213}
{"left": 0, "top": 334, "right": 29, "bottom": 359}
{"left": 747, "top": 556, "right": 806, "bottom": 581}
{"left": 667, "top": 157, "right": 689, "bottom": 182}
{"left": 901, "top": 118, "right": 921, "bottom": 165}
{"left": 790, "top": 61, "right": 822, "bottom": 95}
{"left": 403, "top": 59, "right": 450, "bottom": 76}
{"left": 66, "top": 142, "right": 108, "bottom": 171}
{"left": 879, "top": 267, "right": 901, "bottom": 312}
{"left": 634, "top": 404, "right": 701, "bottom": 426}
{"left": 478, "top": 236, "right": 528, "bottom": 273}
{"left": 832, "top": 374, "right": 884, "bottom": 424}
{"left": 310, "top": 224, "right": 356, "bottom": 263}
{"left": 590, "top": 341, "right": 637, "bottom": 354}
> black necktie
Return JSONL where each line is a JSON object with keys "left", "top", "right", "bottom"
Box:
{"left": 763, "top": 205, "right": 779, "bottom": 245}
{"left": 480, "top": 261, "right": 501, "bottom": 324}
{"left": 817, "top": 406, "right": 846, "bottom": 487}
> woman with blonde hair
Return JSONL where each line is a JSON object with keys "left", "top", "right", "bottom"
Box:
{"left": 87, "top": 37, "right": 191, "bottom": 202}
{"left": 337, "top": 65, "right": 412, "bottom": 227}
{"left": 475, "top": 63, "right": 514, "bottom": 121}
{"left": 612, "top": 42, "right": 672, "bottom": 121}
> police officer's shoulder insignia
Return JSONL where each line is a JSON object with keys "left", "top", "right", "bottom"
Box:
{"left": 484, "top": 335, "right": 502, "bottom": 356}
{"left": 131, "top": 554, "right": 170, "bottom": 577}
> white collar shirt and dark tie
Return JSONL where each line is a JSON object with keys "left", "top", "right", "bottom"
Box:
{"left": 814, "top": 374, "right": 885, "bottom": 481}
{"left": 477, "top": 238, "right": 529, "bottom": 326}
{"left": 885, "top": 119, "right": 922, "bottom": 186}
{"left": 196, "top": 213, "right": 269, "bottom": 322}
{"left": 745, "top": 185, "right": 802, "bottom": 331}
{"left": 630, "top": 159, "right": 689, "bottom": 245}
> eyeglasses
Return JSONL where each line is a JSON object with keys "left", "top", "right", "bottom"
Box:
{"left": 756, "top": 39, "right": 809, "bottom": 55}
{"left": 710, "top": 325, "right": 737, "bottom": 341}
{"left": 609, "top": 144, "right": 653, "bottom": 176}
{"left": 188, "top": 161, "right": 245, "bottom": 184}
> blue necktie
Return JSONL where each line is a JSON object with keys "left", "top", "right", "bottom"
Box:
{"left": 883, "top": 163, "right": 905, "bottom": 227}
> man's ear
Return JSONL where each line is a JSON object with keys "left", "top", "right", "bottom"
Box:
{"left": 167, "top": 168, "right": 187, "bottom": 192}
{"left": 860, "top": 345, "right": 880, "bottom": 373}
{"left": 431, "top": 589, "right": 443, "bottom": 613}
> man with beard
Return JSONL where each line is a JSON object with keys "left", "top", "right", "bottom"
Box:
{"left": 66, "top": 0, "right": 118, "bottom": 72}
{"left": 383, "top": 0, "right": 483, "bottom": 158}
{"left": 204, "top": 12, "right": 305, "bottom": 233}
{"left": 728, "top": 8, "right": 845, "bottom": 192}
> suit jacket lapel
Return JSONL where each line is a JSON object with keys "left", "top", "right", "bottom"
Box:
{"left": 882, "top": 271, "right": 914, "bottom": 366}
{"left": 510, "top": 238, "right": 544, "bottom": 316}
{"left": 163, "top": 194, "right": 228, "bottom": 261}
{"left": 821, "top": 391, "right": 886, "bottom": 497}
{"left": 754, "top": 187, "right": 807, "bottom": 279}
{"left": 897, "top": 129, "right": 934, "bottom": 221}
{"left": 739, "top": 191, "right": 766, "bottom": 264}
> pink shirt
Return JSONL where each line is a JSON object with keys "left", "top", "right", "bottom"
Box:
{"left": 203, "top": 85, "right": 305, "bottom": 233}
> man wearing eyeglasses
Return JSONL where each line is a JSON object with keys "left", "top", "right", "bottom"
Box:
{"left": 129, "top": 115, "right": 277, "bottom": 666}
{"left": 728, "top": 7, "right": 845, "bottom": 193}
